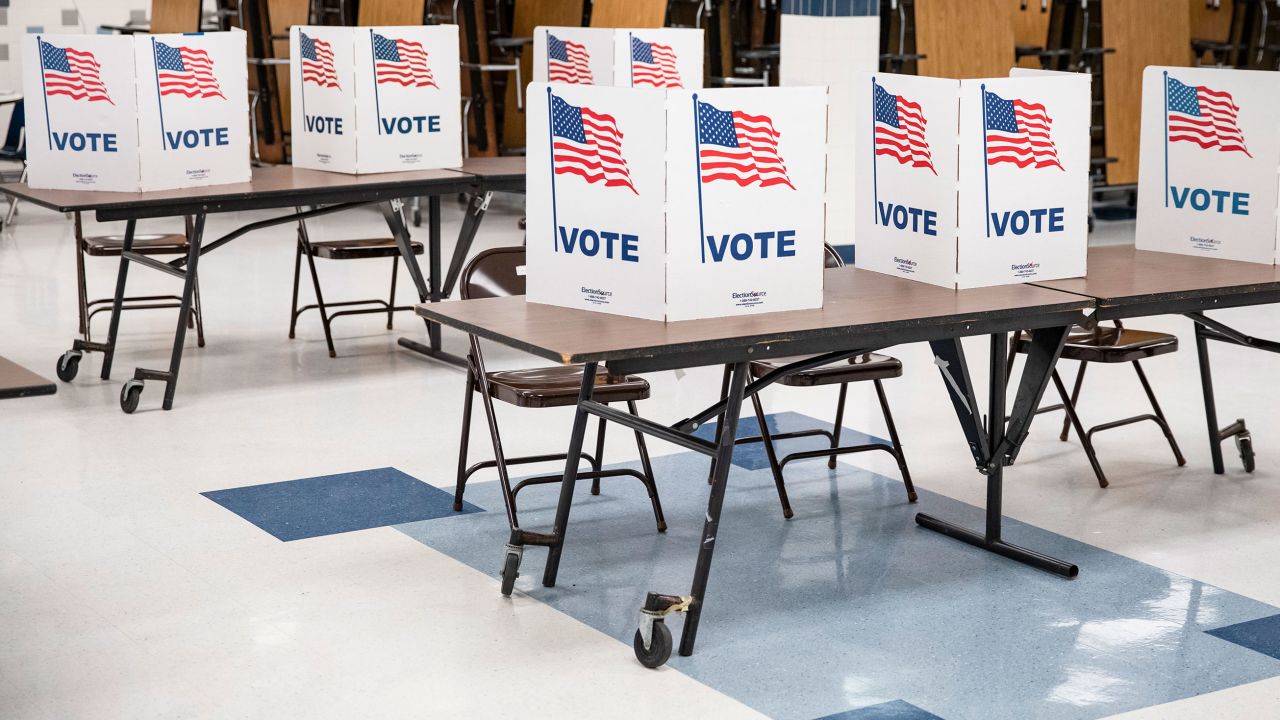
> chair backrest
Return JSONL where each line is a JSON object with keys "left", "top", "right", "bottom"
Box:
{"left": 359, "top": 0, "right": 425, "bottom": 25}
{"left": 151, "top": 0, "right": 203, "bottom": 33}
{"left": 461, "top": 246, "right": 526, "bottom": 300}
{"left": 1, "top": 100, "right": 25, "bottom": 159}
{"left": 823, "top": 243, "right": 844, "bottom": 269}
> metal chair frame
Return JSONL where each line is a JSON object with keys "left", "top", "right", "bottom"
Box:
{"left": 453, "top": 246, "right": 666, "bottom": 534}
{"left": 1008, "top": 321, "right": 1186, "bottom": 488}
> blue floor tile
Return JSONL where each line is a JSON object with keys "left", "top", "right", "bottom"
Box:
{"left": 396, "top": 414, "right": 1280, "bottom": 720}
{"left": 1208, "top": 613, "right": 1280, "bottom": 660}
{"left": 203, "top": 467, "right": 481, "bottom": 542}
{"left": 693, "top": 410, "right": 888, "bottom": 471}
{"left": 816, "top": 699, "right": 943, "bottom": 720}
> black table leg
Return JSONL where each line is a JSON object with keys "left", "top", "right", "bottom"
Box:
{"left": 916, "top": 329, "right": 1079, "bottom": 578}
{"left": 1186, "top": 312, "right": 1272, "bottom": 474}
{"left": 441, "top": 191, "right": 492, "bottom": 299}
{"left": 54, "top": 219, "right": 137, "bottom": 385}
{"left": 386, "top": 197, "right": 466, "bottom": 367}
{"left": 117, "top": 214, "right": 207, "bottom": 413}
{"left": 1194, "top": 321, "right": 1227, "bottom": 475}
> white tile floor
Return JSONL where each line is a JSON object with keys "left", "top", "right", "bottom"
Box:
{"left": 1, "top": 198, "right": 1279, "bottom": 719}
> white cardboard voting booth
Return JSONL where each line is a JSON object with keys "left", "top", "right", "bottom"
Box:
{"left": 532, "top": 27, "right": 613, "bottom": 85}
{"left": 134, "top": 31, "right": 250, "bottom": 191}
{"left": 526, "top": 82, "right": 827, "bottom": 322}
{"left": 23, "top": 31, "right": 250, "bottom": 192}
{"left": 23, "top": 34, "right": 140, "bottom": 191}
{"left": 290, "top": 25, "right": 462, "bottom": 174}
{"left": 612, "top": 29, "right": 703, "bottom": 89}
{"left": 1135, "top": 66, "right": 1280, "bottom": 265}
{"left": 854, "top": 72, "right": 1090, "bottom": 289}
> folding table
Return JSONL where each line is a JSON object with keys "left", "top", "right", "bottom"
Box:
{"left": 0, "top": 161, "right": 524, "bottom": 412}
{"left": 418, "top": 265, "right": 1094, "bottom": 666}
{"left": 1032, "top": 245, "right": 1280, "bottom": 474}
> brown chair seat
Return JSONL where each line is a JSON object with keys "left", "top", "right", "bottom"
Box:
{"left": 305, "top": 237, "right": 425, "bottom": 260}
{"left": 486, "top": 365, "right": 650, "bottom": 409}
{"left": 750, "top": 352, "right": 903, "bottom": 387}
{"left": 82, "top": 232, "right": 190, "bottom": 256}
{"left": 1017, "top": 327, "right": 1178, "bottom": 364}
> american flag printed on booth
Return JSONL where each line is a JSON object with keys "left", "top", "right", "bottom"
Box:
{"left": 154, "top": 42, "right": 225, "bottom": 99}
{"left": 630, "top": 36, "right": 681, "bottom": 88}
{"left": 697, "top": 100, "right": 795, "bottom": 189}
{"left": 1166, "top": 76, "right": 1250, "bottom": 156}
{"left": 300, "top": 32, "right": 340, "bottom": 89}
{"left": 373, "top": 33, "right": 437, "bottom": 88}
{"left": 38, "top": 38, "right": 112, "bottom": 104}
{"left": 873, "top": 82, "right": 934, "bottom": 174}
{"left": 547, "top": 34, "right": 593, "bottom": 84}
{"left": 550, "top": 93, "right": 636, "bottom": 193}
{"left": 983, "top": 90, "right": 1062, "bottom": 170}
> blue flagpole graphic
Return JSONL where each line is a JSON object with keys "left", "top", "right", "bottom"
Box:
{"left": 1163, "top": 70, "right": 1170, "bottom": 208}
{"left": 35, "top": 37, "right": 54, "bottom": 150}
{"left": 299, "top": 35, "right": 307, "bottom": 122}
{"left": 152, "top": 38, "right": 168, "bottom": 151}
{"left": 370, "top": 30, "right": 383, "bottom": 135}
{"left": 545, "top": 30, "right": 551, "bottom": 81}
{"left": 547, "top": 87, "right": 560, "bottom": 253}
{"left": 629, "top": 33, "right": 635, "bottom": 88}
{"left": 871, "top": 77, "right": 879, "bottom": 225}
{"left": 693, "top": 93, "right": 708, "bottom": 264}
{"left": 981, "top": 83, "right": 992, "bottom": 239}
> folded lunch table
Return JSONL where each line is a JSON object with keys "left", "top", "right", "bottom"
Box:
{"left": 418, "top": 264, "right": 1095, "bottom": 667}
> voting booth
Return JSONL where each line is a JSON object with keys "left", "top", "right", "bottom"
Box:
{"left": 854, "top": 71, "right": 1090, "bottom": 289}
{"left": 613, "top": 29, "right": 703, "bottom": 89}
{"left": 532, "top": 27, "right": 614, "bottom": 85}
{"left": 290, "top": 25, "right": 462, "bottom": 174}
{"left": 23, "top": 31, "right": 250, "bottom": 192}
{"left": 526, "top": 83, "right": 827, "bottom": 322}
{"left": 1135, "top": 66, "right": 1280, "bottom": 265}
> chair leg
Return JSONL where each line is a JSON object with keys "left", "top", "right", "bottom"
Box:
{"left": 828, "top": 383, "right": 848, "bottom": 469}
{"left": 627, "top": 400, "right": 667, "bottom": 533}
{"left": 192, "top": 272, "right": 205, "bottom": 348}
{"left": 387, "top": 257, "right": 399, "bottom": 330}
{"left": 1133, "top": 360, "right": 1187, "bottom": 467}
{"left": 708, "top": 364, "right": 732, "bottom": 485}
{"left": 454, "top": 369, "right": 476, "bottom": 511}
{"left": 299, "top": 225, "right": 337, "bottom": 358}
{"left": 751, "top": 390, "right": 793, "bottom": 519}
{"left": 1061, "top": 361, "right": 1088, "bottom": 442}
{"left": 591, "top": 407, "right": 607, "bottom": 495}
{"left": 1051, "top": 369, "right": 1109, "bottom": 488}
{"left": 289, "top": 238, "right": 302, "bottom": 339}
{"left": 874, "top": 379, "right": 917, "bottom": 502}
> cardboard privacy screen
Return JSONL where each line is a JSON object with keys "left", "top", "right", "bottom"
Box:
{"left": 855, "top": 71, "right": 1090, "bottom": 288}
{"left": 1135, "top": 66, "right": 1280, "bottom": 264}
{"left": 290, "top": 25, "right": 462, "bottom": 174}
{"left": 532, "top": 27, "right": 613, "bottom": 85}
{"left": 613, "top": 29, "right": 703, "bottom": 89}
{"left": 525, "top": 82, "right": 827, "bottom": 322}
{"left": 24, "top": 31, "right": 250, "bottom": 192}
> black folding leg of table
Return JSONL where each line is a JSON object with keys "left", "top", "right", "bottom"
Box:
{"left": 1188, "top": 311, "right": 1278, "bottom": 475}
{"left": 915, "top": 327, "right": 1080, "bottom": 579}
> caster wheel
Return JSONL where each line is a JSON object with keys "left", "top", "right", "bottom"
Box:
{"left": 633, "top": 621, "right": 673, "bottom": 669}
{"left": 120, "top": 380, "right": 143, "bottom": 414}
{"left": 1236, "top": 434, "right": 1256, "bottom": 473}
{"left": 499, "top": 550, "right": 520, "bottom": 597}
{"left": 56, "top": 350, "right": 81, "bottom": 382}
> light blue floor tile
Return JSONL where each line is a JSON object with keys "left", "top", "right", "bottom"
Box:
{"left": 396, "top": 415, "right": 1280, "bottom": 720}
{"left": 693, "top": 410, "right": 888, "bottom": 471}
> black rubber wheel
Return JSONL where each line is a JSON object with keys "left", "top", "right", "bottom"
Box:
{"left": 56, "top": 351, "right": 81, "bottom": 382}
{"left": 120, "top": 382, "right": 143, "bottom": 414}
{"left": 1237, "top": 435, "right": 1256, "bottom": 473}
{"left": 633, "top": 621, "right": 673, "bottom": 669}
{"left": 499, "top": 551, "right": 520, "bottom": 597}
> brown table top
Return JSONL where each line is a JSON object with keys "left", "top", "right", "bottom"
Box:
{"left": 455, "top": 156, "right": 526, "bottom": 182}
{"left": 1032, "top": 246, "right": 1280, "bottom": 319}
{"left": 0, "top": 356, "right": 55, "bottom": 400}
{"left": 0, "top": 165, "right": 478, "bottom": 220}
{"left": 417, "top": 266, "right": 1093, "bottom": 371}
